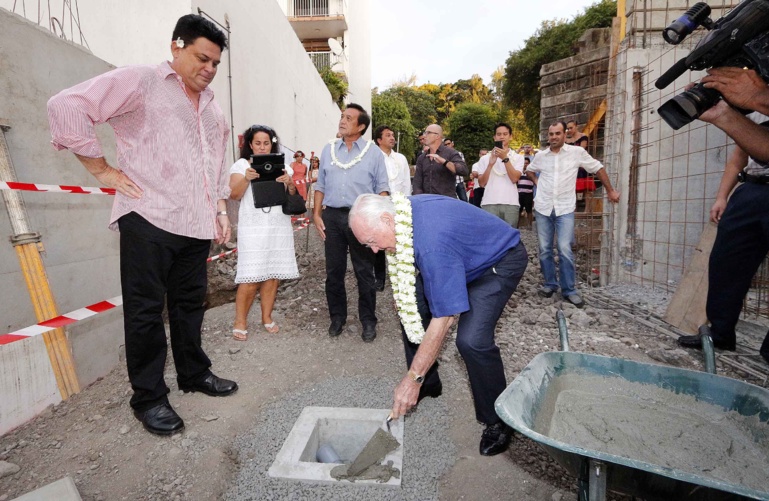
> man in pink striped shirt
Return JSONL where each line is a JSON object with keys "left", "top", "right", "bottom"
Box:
{"left": 47, "top": 14, "right": 237, "bottom": 436}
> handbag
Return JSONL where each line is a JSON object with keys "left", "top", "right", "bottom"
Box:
{"left": 282, "top": 191, "right": 307, "bottom": 215}
{"left": 251, "top": 180, "right": 287, "bottom": 211}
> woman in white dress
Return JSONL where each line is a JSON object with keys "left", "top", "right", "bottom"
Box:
{"left": 229, "top": 125, "right": 299, "bottom": 340}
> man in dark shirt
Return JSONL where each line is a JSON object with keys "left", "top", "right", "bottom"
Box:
{"left": 349, "top": 194, "right": 528, "bottom": 456}
{"left": 413, "top": 124, "right": 468, "bottom": 197}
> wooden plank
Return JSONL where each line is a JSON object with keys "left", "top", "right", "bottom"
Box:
{"left": 664, "top": 222, "right": 718, "bottom": 334}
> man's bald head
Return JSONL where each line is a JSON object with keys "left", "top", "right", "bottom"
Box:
{"left": 424, "top": 124, "right": 443, "bottom": 148}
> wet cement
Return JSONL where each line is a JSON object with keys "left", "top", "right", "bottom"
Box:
{"left": 534, "top": 374, "right": 769, "bottom": 492}
{"left": 331, "top": 428, "right": 401, "bottom": 482}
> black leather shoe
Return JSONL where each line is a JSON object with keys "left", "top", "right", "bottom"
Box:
{"left": 417, "top": 382, "right": 442, "bottom": 403}
{"left": 328, "top": 319, "right": 345, "bottom": 337}
{"left": 179, "top": 374, "right": 238, "bottom": 397}
{"left": 677, "top": 325, "right": 736, "bottom": 351}
{"left": 133, "top": 402, "right": 184, "bottom": 436}
{"left": 362, "top": 324, "right": 377, "bottom": 342}
{"left": 479, "top": 422, "right": 513, "bottom": 456}
{"left": 375, "top": 277, "right": 386, "bottom": 292}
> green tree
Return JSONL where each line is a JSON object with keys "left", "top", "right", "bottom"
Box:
{"left": 371, "top": 93, "right": 417, "bottom": 161}
{"left": 380, "top": 86, "right": 437, "bottom": 136}
{"left": 502, "top": 0, "right": 616, "bottom": 137}
{"left": 454, "top": 74, "right": 494, "bottom": 105}
{"left": 445, "top": 103, "right": 498, "bottom": 167}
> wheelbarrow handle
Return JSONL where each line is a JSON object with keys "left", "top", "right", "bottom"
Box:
{"left": 556, "top": 310, "right": 570, "bottom": 352}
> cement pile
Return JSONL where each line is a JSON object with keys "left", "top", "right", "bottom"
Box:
{"left": 224, "top": 376, "right": 454, "bottom": 501}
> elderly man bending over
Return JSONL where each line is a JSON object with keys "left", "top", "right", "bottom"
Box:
{"left": 349, "top": 193, "right": 528, "bottom": 456}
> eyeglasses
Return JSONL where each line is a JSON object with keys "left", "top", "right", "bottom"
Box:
{"left": 423, "top": 131, "right": 439, "bottom": 136}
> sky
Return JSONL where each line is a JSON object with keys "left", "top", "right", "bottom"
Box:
{"left": 370, "top": 0, "right": 607, "bottom": 91}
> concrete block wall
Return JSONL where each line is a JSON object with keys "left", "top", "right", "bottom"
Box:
{"left": 539, "top": 28, "right": 612, "bottom": 148}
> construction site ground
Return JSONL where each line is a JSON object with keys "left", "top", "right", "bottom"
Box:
{"left": 0, "top": 227, "right": 767, "bottom": 501}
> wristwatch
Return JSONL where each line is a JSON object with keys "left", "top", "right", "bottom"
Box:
{"left": 407, "top": 370, "right": 425, "bottom": 385}
{"left": 502, "top": 158, "right": 510, "bottom": 164}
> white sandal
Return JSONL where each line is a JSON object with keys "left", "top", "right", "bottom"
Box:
{"left": 232, "top": 328, "right": 248, "bottom": 341}
{"left": 263, "top": 322, "right": 280, "bottom": 334}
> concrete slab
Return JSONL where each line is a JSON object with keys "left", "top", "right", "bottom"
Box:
{"left": 268, "top": 406, "right": 404, "bottom": 487}
{"left": 12, "top": 476, "right": 81, "bottom": 501}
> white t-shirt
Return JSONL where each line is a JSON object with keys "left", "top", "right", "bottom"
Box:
{"left": 471, "top": 151, "right": 525, "bottom": 206}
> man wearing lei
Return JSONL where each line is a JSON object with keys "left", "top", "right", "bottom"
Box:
{"left": 349, "top": 193, "right": 528, "bottom": 456}
{"left": 313, "top": 104, "right": 390, "bottom": 342}
{"left": 472, "top": 122, "right": 526, "bottom": 228}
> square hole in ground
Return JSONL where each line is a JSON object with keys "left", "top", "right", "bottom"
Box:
{"left": 268, "top": 406, "right": 404, "bottom": 487}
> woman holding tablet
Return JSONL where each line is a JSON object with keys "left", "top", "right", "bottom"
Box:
{"left": 229, "top": 125, "right": 299, "bottom": 340}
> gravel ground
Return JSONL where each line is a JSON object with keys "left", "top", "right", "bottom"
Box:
{"left": 2, "top": 219, "right": 750, "bottom": 501}
{"left": 225, "top": 377, "right": 454, "bottom": 501}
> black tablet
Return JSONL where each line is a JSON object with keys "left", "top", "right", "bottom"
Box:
{"left": 250, "top": 153, "right": 285, "bottom": 182}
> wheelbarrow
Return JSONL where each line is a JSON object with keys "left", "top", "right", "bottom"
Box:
{"left": 495, "top": 311, "right": 769, "bottom": 501}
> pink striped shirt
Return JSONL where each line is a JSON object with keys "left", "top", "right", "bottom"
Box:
{"left": 48, "top": 61, "right": 231, "bottom": 239}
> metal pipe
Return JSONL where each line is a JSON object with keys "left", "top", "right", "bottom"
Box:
{"left": 197, "top": 8, "right": 236, "bottom": 162}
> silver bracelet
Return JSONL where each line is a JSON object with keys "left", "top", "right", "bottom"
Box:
{"left": 217, "top": 211, "right": 227, "bottom": 216}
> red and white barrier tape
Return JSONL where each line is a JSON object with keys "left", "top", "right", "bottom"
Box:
{"left": 207, "top": 249, "right": 237, "bottom": 262}
{"left": 0, "top": 297, "right": 123, "bottom": 346}
{"left": 0, "top": 181, "right": 116, "bottom": 195}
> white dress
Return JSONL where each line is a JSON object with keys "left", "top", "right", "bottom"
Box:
{"left": 231, "top": 158, "right": 300, "bottom": 283}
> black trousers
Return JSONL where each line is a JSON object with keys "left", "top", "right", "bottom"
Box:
{"left": 119, "top": 213, "right": 213, "bottom": 412}
{"left": 707, "top": 183, "right": 769, "bottom": 363}
{"left": 375, "top": 249, "right": 387, "bottom": 286}
{"left": 472, "top": 187, "right": 485, "bottom": 208}
{"left": 402, "top": 243, "right": 528, "bottom": 424}
{"left": 322, "top": 207, "right": 377, "bottom": 327}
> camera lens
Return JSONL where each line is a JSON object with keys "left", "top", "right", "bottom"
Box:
{"left": 658, "top": 84, "right": 721, "bottom": 130}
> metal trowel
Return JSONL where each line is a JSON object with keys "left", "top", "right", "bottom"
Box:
{"left": 344, "top": 413, "right": 401, "bottom": 477}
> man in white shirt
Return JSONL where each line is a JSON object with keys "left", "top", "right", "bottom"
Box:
{"left": 373, "top": 125, "right": 412, "bottom": 291}
{"left": 472, "top": 123, "right": 525, "bottom": 227}
{"left": 527, "top": 121, "right": 620, "bottom": 307}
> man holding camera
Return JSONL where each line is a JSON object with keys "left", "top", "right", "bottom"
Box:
{"left": 677, "top": 68, "right": 769, "bottom": 365}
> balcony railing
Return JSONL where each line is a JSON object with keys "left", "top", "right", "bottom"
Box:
{"left": 308, "top": 51, "right": 342, "bottom": 72}
{"left": 287, "top": 0, "right": 347, "bottom": 18}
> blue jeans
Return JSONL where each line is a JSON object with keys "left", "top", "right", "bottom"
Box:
{"left": 535, "top": 210, "right": 577, "bottom": 297}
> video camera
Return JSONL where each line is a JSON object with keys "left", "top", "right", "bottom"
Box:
{"left": 655, "top": 0, "right": 769, "bottom": 130}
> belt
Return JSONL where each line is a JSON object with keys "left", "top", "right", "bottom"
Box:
{"left": 738, "top": 172, "right": 769, "bottom": 185}
{"left": 326, "top": 206, "right": 351, "bottom": 212}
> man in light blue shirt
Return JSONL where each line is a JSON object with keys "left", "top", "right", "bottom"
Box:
{"left": 313, "top": 103, "right": 390, "bottom": 342}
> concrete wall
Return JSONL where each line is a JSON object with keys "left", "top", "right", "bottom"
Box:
{"left": 0, "top": 8, "right": 123, "bottom": 435}
{"left": 0, "top": 0, "right": 341, "bottom": 434}
{"left": 604, "top": 0, "right": 741, "bottom": 289}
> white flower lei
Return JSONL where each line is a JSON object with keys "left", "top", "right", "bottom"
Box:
{"left": 329, "top": 139, "right": 373, "bottom": 169}
{"left": 386, "top": 193, "right": 425, "bottom": 344}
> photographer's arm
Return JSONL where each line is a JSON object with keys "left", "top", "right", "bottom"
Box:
{"left": 700, "top": 101, "right": 769, "bottom": 163}
{"left": 702, "top": 68, "right": 769, "bottom": 116}
{"left": 710, "top": 146, "right": 748, "bottom": 223}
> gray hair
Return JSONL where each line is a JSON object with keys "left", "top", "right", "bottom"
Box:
{"left": 350, "top": 194, "right": 395, "bottom": 228}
